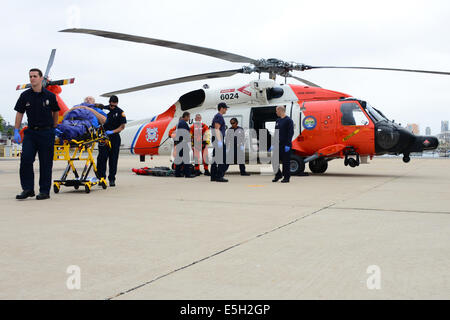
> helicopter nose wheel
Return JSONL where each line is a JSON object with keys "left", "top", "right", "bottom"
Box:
{"left": 402, "top": 153, "right": 411, "bottom": 163}
{"left": 347, "top": 158, "right": 359, "bottom": 167}
{"left": 309, "top": 158, "right": 328, "bottom": 174}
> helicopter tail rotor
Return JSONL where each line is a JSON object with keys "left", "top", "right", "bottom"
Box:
{"left": 16, "top": 49, "right": 76, "bottom": 91}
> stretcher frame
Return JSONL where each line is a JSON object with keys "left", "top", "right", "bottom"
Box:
{"left": 53, "top": 127, "right": 111, "bottom": 194}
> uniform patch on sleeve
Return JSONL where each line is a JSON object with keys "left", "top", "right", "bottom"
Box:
{"left": 122, "top": 112, "right": 126, "bottom": 117}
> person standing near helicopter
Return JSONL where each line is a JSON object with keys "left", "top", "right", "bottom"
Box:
{"left": 97, "top": 95, "right": 127, "bottom": 187}
{"left": 210, "top": 102, "right": 229, "bottom": 182}
{"left": 272, "top": 105, "right": 294, "bottom": 183}
{"left": 190, "top": 114, "right": 210, "bottom": 176}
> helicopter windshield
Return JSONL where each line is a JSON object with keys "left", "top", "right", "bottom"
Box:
{"left": 364, "top": 101, "right": 388, "bottom": 122}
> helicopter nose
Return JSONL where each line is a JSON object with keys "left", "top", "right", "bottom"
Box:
{"left": 404, "top": 134, "right": 439, "bottom": 153}
{"left": 416, "top": 136, "right": 439, "bottom": 150}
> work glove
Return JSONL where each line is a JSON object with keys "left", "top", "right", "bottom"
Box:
{"left": 217, "top": 141, "right": 223, "bottom": 148}
{"left": 284, "top": 146, "right": 291, "bottom": 152}
{"left": 14, "top": 129, "right": 21, "bottom": 143}
{"left": 268, "top": 146, "right": 273, "bottom": 152}
{"left": 106, "top": 130, "right": 114, "bottom": 136}
{"left": 55, "top": 128, "right": 63, "bottom": 137}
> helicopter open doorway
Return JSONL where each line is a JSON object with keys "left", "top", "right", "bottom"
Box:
{"left": 250, "top": 106, "right": 278, "bottom": 152}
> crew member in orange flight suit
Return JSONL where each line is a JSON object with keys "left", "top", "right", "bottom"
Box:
{"left": 190, "top": 114, "right": 210, "bottom": 176}
{"left": 169, "top": 124, "right": 178, "bottom": 170}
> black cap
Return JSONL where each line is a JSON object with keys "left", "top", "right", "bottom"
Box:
{"left": 109, "top": 95, "right": 119, "bottom": 103}
{"left": 218, "top": 102, "right": 229, "bottom": 110}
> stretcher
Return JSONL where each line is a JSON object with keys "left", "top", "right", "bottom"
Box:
{"left": 53, "top": 127, "right": 111, "bottom": 193}
{"left": 132, "top": 166, "right": 174, "bottom": 176}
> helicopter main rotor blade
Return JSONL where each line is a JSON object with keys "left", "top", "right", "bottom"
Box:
{"left": 101, "top": 68, "right": 245, "bottom": 97}
{"left": 16, "top": 83, "right": 31, "bottom": 90}
{"left": 60, "top": 28, "right": 256, "bottom": 64}
{"left": 47, "top": 78, "right": 75, "bottom": 86}
{"left": 303, "top": 65, "right": 450, "bottom": 75}
{"left": 44, "top": 49, "right": 56, "bottom": 79}
{"left": 287, "top": 73, "right": 321, "bottom": 87}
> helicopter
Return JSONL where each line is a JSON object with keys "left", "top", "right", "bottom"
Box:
{"left": 57, "top": 28, "right": 448, "bottom": 175}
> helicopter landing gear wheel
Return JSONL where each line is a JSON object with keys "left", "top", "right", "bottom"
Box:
{"left": 289, "top": 154, "right": 305, "bottom": 176}
{"left": 348, "top": 158, "right": 359, "bottom": 168}
{"left": 403, "top": 154, "right": 411, "bottom": 163}
{"left": 309, "top": 158, "right": 328, "bottom": 174}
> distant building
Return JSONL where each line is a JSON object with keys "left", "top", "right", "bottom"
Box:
{"left": 442, "top": 120, "right": 449, "bottom": 133}
{"left": 406, "top": 123, "right": 420, "bottom": 135}
{"left": 426, "top": 127, "right": 431, "bottom": 135}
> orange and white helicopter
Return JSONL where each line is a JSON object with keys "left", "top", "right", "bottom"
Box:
{"left": 58, "top": 28, "right": 449, "bottom": 174}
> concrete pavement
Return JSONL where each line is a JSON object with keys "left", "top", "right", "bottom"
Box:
{"left": 0, "top": 155, "right": 449, "bottom": 299}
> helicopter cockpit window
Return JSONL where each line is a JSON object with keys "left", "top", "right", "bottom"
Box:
{"left": 365, "top": 102, "right": 387, "bottom": 122}
{"left": 341, "top": 103, "right": 370, "bottom": 126}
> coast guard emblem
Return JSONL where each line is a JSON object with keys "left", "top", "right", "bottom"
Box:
{"left": 145, "top": 127, "right": 158, "bottom": 143}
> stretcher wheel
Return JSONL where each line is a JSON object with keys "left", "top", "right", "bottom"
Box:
{"left": 53, "top": 184, "right": 60, "bottom": 194}
{"left": 74, "top": 185, "right": 79, "bottom": 190}
{"left": 101, "top": 181, "right": 107, "bottom": 189}
{"left": 85, "top": 184, "right": 91, "bottom": 194}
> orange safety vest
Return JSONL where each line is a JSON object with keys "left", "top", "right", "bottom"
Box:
{"left": 190, "top": 122, "right": 209, "bottom": 146}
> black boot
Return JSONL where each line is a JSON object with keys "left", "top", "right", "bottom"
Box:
{"left": 16, "top": 190, "right": 35, "bottom": 200}
{"left": 272, "top": 171, "right": 282, "bottom": 182}
{"left": 36, "top": 193, "right": 50, "bottom": 200}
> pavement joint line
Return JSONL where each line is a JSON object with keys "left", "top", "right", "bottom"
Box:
{"left": 105, "top": 202, "right": 336, "bottom": 300}
{"left": 328, "top": 206, "right": 450, "bottom": 215}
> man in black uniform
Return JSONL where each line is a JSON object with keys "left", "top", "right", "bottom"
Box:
{"left": 14, "top": 68, "right": 60, "bottom": 200}
{"left": 226, "top": 118, "right": 250, "bottom": 176}
{"left": 97, "top": 95, "right": 126, "bottom": 187}
{"left": 210, "top": 102, "right": 229, "bottom": 182}
{"left": 272, "top": 106, "right": 294, "bottom": 183}
{"left": 174, "top": 111, "right": 194, "bottom": 178}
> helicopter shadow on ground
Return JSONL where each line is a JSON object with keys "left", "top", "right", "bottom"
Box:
{"left": 303, "top": 172, "right": 406, "bottom": 179}
{"left": 225, "top": 170, "right": 406, "bottom": 179}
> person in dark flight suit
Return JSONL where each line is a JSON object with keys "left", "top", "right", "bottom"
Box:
{"left": 272, "top": 106, "right": 294, "bottom": 183}
{"left": 226, "top": 118, "right": 250, "bottom": 176}
{"left": 210, "top": 102, "right": 229, "bottom": 182}
{"left": 97, "top": 95, "right": 127, "bottom": 187}
{"left": 174, "top": 111, "right": 195, "bottom": 178}
{"left": 14, "top": 68, "right": 60, "bottom": 200}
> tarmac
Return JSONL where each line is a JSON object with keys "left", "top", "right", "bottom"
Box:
{"left": 0, "top": 155, "right": 449, "bottom": 300}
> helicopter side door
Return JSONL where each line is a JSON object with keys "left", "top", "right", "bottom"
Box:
{"left": 289, "top": 102, "right": 301, "bottom": 139}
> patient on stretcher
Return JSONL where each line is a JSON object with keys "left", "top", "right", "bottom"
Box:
{"left": 55, "top": 96, "right": 107, "bottom": 142}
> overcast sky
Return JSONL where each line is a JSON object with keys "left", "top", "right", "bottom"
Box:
{"left": 2, "top": 0, "right": 449, "bottom": 134}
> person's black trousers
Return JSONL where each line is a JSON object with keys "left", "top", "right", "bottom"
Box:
{"left": 97, "top": 134, "right": 121, "bottom": 182}
{"left": 174, "top": 143, "right": 192, "bottom": 177}
{"left": 273, "top": 147, "right": 291, "bottom": 181}
{"left": 211, "top": 145, "right": 227, "bottom": 179}
{"left": 20, "top": 128, "right": 55, "bottom": 194}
